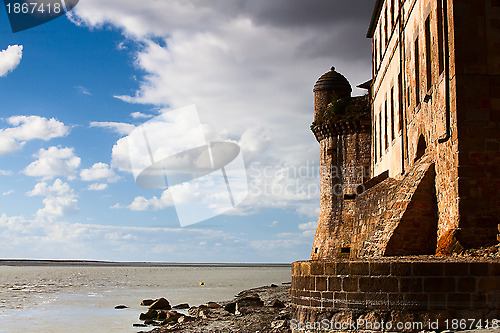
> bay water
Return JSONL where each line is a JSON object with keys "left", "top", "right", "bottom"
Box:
{"left": 0, "top": 265, "right": 291, "bottom": 332}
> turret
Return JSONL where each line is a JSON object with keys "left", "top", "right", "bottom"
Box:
{"left": 310, "top": 67, "right": 371, "bottom": 260}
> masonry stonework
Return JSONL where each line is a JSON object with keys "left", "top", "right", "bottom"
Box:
{"left": 292, "top": 0, "right": 500, "bottom": 330}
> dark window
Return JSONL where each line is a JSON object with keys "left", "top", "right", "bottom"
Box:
{"left": 344, "top": 194, "right": 357, "bottom": 200}
{"left": 379, "top": 112, "right": 383, "bottom": 158}
{"left": 340, "top": 247, "right": 351, "bottom": 254}
{"left": 391, "top": 0, "right": 395, "bottom": 28}
{"left": 414, "top": 38, "right": 420, "bottom": 105}
{"left": 385, "top": 6, "right": 389, "bottom": 45}
{"left": 384, "top": 99, "right": 388, "bottom": 149}
{"left": 374, "top": 116, "right": 378, "bottom": 162}
{"left": 425, "top": 16, "right": 432, "bottom": 91}
{"left": 437, "top": 0, "right": 445, "bottom": 75}
{"left": 398, "top": 73, "right": 403, "bottom": 132}
{"left": 391, "top": 87, "right": 395, "bottom": 140}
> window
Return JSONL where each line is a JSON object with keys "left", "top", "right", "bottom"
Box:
{"left": 391, "top": 87, "right": 395, "bottom": 140}
{"left": 398, "top": 73, "right": 403, "bottom": 132}
{"left": 384, "top": 99, "right": 388, "bottom": 149}
{"left": 437, "top": 0, "right": 445, "bottom": 75}
{"left": 374, "top": 115, "right": 378, "bottom": 162}
{"left": 425, "top": 16, "right": 432, "bottom": 91}
{"left": 391, "top": 0, "right": 395, "bottom": 28}
{"left": 385, "top": 6, "right": 389, "bottom": 45}
{"left": 379, "top": 111, "right": 383, "bottom": 158}
{"left": 414, "top": 38, "right": 420, "bottom": 105}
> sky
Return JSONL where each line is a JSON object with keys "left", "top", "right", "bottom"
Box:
{"left": 0, "top": 0, "right": 373, "bottom": 262}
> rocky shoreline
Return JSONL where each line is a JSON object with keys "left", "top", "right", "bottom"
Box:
{"left": 131, "top": 283, "right": 292, "bottom": 333}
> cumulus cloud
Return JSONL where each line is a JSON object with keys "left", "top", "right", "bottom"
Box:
{"left": 0, "top": 45, "right": 23, "bottom": 77}
{"left": 123, "top": 189, "right": 174, "bottom": 211}
{"left": 88, "top": 183, "right": 108, "bottom": 191}
{"left": 80, "top": 162, "right": 120, "bottom": 182}
{"left": 130, "top": 112, "right": 154, "bottom": 119}
{"left": 27, "top": 179, "right": 79, "bottom": 220}
{"left": 71, "top": 0, "right": 372, "bottom": 218}
{"left": 0, "top": 213, "right": 265, "bottom": 261}
{"left": 24, "top": 147, "right": 81, "bottom": 180}
{"left": 90, "top": 121, "right": 135, "bottom": 135}
{"left": 0, "top": 116, "right": 70, "bottom": 156}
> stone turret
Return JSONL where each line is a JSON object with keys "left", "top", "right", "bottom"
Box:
{"left": 310, "top": 67, "right": 371, "bottom": 260}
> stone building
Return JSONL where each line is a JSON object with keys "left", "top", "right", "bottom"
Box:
{"left": 311, "top": 0, "right": 500, "bottom": 260}
{"left": 290, "top": 2, "right": 500, "bottom": 327}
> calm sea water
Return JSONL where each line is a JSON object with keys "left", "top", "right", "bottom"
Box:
{"left": 0, "top": 265, "right": 291, "bottom": 333}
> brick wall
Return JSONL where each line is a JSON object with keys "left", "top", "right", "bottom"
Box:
{"left": 292, "top": 259, "right": 500, "bottom": 331}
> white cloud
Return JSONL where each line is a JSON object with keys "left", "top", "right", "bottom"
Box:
{"left": 3, "top": 190, "right": 14, "bottom": 196}
{"left": 76, "top": 85, "right": 92, "bottom": 95}
{"left": 71, "top": 1, "right": 371, "bottom": 218}
{"left": 24, "top": 147, "right": 81, "bottom": 180}
{"left": 27, "top": 179, "right": 79, "bottom": 220}
{"left": 80, "top": 162, "right": 120, "bottom": 182}
{"left": 0, "top": 116, "right": 70, "bottom": 156}
{"left": 0, "top": 213, "right": 257, "bottom": 261}
{"left": 0, "top": 45, "right": 23, "bottom": 77}
{"left": 124, "top": 189, "right": 174, "bottom": 211}
{"left": 88, "top": 183, "right": 108, "bottom": 191}
{"left": 90, "top": 121, "right": 135, "bottom": 135}
{"left": 4, "top": 116, "right": 70, "bottom": 141}
{"left": 0, "top": 170, "right": 13, "bottom": 176}
{"left": 130, "top": 112, "right": 153, "bottom": 119}
{"left": 298, "top": 221, "right": 318, "bottom": 237}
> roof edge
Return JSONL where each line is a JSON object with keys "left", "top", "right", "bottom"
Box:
{"left": 366, "top": 0, "right": 384, "bottom": 38}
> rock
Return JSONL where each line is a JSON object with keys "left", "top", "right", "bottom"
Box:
{"left": 139, "top": 309, "right": 158, "bottom": 321}
{"left": 172, "top": 303, "right": 190, "bottom": 309}
{"left": 149, "top": 297, "right": 171, "bottom": 310}
{"left": 199, "top": 308, "right": 210, "bottom": 319}
{"left": 224, "top": 302, "right": 236, "bottom": 314}
{"left": 178, "top": 315, "right": 196, "bottom": 323}
{"left": 237, "top": 294, "right": 264, "bottom": 307}
{"left": 160, "top": 311, "right": 182, "bottom": 324}
{"left": 271, "top": 320, "right": 288, "bottom": 329}
{"left": 270, "top": 284, "right": 278, "bottom": 287}
{"left": 114, "top": 305, "right": 128, "bottom": 309}
{"left": 141, "top": 299, "right": 155, "bottom": 306}
{"left": 144, "top": 319, "right": 160, "bottom": 326}
{"left": 270, "top": 300, "right": 285, "bottom": 308}
{"left": 133, "top": 323, "right": 147, "bottom": 327}
{"left": 205, "top": 301, "right": 221, "bottom": 308}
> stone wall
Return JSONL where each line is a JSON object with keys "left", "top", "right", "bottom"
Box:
{"left": 453, "top": 0, "right": 500, "bottom": 248}
{"left": 292, "top": 259, "right": 500, "bottom": 331}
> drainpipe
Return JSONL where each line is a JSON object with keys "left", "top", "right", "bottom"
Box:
{"left": 438, "top": 0, "right": 451, "bottom": 143}
{"left": 399, "top": 0, "right": 406, "bottom": 174}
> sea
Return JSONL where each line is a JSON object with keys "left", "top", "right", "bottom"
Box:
{"left": 0, "top": 263, "right": 291, "bottom": 333}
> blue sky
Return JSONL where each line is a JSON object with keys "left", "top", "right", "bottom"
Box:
{"left": 0, "top": 0, "right": 372, "bottom": 262}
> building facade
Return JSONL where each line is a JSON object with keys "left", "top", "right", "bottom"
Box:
{"left": 311, "top": 0, "right": 499, "bottom": 259}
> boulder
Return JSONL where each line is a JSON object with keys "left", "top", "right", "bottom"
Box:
{"left": 172, "top": 303, "right": 190, "bottom": 309}
{"left": 205, "top": 301, "right": 221, "bottom": 308}
{"left": 224, "top": 302, "right": 236, "bottom": 314}
{"left": 144, "top": 319, "right": 160, "bottom": 326}
{"left": 149, "top": 298, "right": 171, "bottom": 310}
{"left": 133, "top": 323, "right": 147, "bottom": 327}
{"left": 271, "top": 300, "right": 285, "bottom": 308}
{"left": 139, "top": 309, "right": 158, "bottom": 321}
{"left": 236, "top": 294, "right": 264, "bottom": 307}
{"left": 141, "top": 299, "right": 155, "bottom": 306}
{"left": 270, "top": 284, "right": 278, "bottom": 287}
{"left": 114, "top": 305, "right": 128, "bottom": 309}
{"left": 160, "top": 311, "right": 182, "bottom": 325}
{"left": 178, "top": 315, "right": 196, "bottom": 323}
